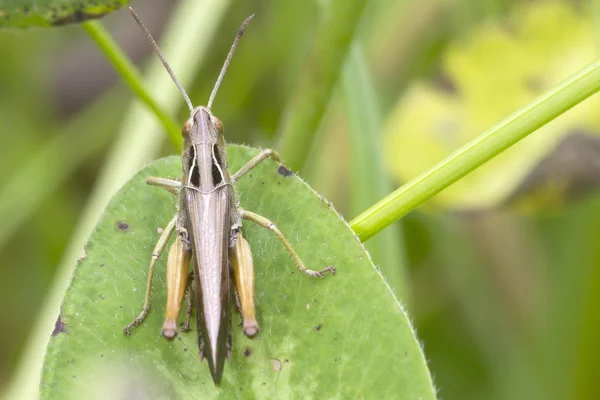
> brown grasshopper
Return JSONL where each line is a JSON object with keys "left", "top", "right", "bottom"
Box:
{"left": 123, "top": 8, "right": 335, "bottom": 385}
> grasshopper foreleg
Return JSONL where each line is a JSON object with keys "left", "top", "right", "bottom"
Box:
{"left": 240, "top": 209, "right": 335, "bottom": 277}
{"left": 231, "top": 149, "right": 280, "bottom": 183}
{"left": 124, "top": 215, "right": 177, "bottom": 335}
{"left": 146, "top": 177, "right": 181, "bottom": 194}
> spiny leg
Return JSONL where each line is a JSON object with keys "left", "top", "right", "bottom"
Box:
{"left": 231, "top": 149, "right": 280, "bottom": 183}
{"left": 182, "top": 272, "right": 194, "bottom": 333}
{"left": 124, "top": 215, "right": 177, "bottom": 335}
{"left": 146, "top": 176, "right": 181, "bottom": 195}
{"left": 241, "top": 209, "right": 335, "bottom": 277}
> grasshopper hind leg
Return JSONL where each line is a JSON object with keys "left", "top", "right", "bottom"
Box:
{"left": 124, "top": 216, "right": 177, "bottom": 335}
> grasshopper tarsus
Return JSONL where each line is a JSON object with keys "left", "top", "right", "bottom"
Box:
{"left": 123, "top": 309, "right": 149, "bottom": 335}
{"left": 304, "top": 265, "right": 336, "bottom": 278}
{"left": 316, "top": 266, "right": 336, "bottom": 277}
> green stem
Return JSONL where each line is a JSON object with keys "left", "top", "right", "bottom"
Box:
{"left": 82, "top": 20, "right": 182, "bottom": 149}
{"left": 350, "top": 58, "right": 600, "bottom": 242}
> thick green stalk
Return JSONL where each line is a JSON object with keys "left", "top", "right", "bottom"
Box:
{"left": 351, "top": 58, "right": 600, "bottom": 242}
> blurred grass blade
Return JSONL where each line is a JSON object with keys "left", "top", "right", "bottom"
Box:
{"left": 422, "top": 213, "right": 537, "bottom": 397}
{"left": 342, "top": 44, "right": 408, "bottom": 300}
{"left": 83, "top": 21, "right": 181, "bottom": 149}
{"left": 351, "top": 58, "right": 600, "bottom": 242}
{"left": 275, "top": 0, "right": 367, "bottom": 171}
{"left": 0, "top": 92, "right": 122, "bottom": 248}
{"left": 0, "top": 0, "right": 127, "bottom": 28}
{"left": 4, "top": 1, "right": 231, "bottom": 399}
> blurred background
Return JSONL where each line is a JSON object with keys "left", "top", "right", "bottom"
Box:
{"left": 1, "top": 0, "right": 600, "bottom": 398}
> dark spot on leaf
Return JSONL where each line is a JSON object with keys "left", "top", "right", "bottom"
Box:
{"left": 99, "top": 263, "right": 104, "bottom": 267}
{"left": 100, "top": 354, "right": 104, "bottom": 358}
{"left": 316, "top": 324, "right": 322, "bottom": 331}
{"left": 244, "top": 348, "right": 252, "bottom": 357}
{"left": 278, "top": 166, "right": 293, "bottom": 177}
{"left": 249, "top": 174, "right": 253, "bottom": 178}
{"left": 184, "top": 348, "right": 188, "bottom": 352}
{"left": 23, "top": 6, "right": 30, "bottom": 13}
{"left": 285, "top": 359, "right": 289, "bottom": 363}
{"left": 52, "top": 316, "right": 65, "bottom": 336}
{"left": 117, "top": 222, "right": 129, "bottom": 231}
{"left": 261, "top": 181, "right": 264, "bottom": 185}
{"left": 99, "top": 295, "right": 105, "bottom": 300}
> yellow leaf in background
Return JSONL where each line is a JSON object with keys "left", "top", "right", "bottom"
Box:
{"left": 383, "top": 1, "right": 600, "bottom": 211}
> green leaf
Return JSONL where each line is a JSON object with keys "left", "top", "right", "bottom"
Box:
{"left": 0, "top": 0, "right": 127, "bottom": 28}
{"left": 41, "top": 145, "right": 435, "bottom": 399}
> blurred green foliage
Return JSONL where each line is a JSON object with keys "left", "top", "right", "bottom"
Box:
{"left": 1, "top": 0, "right": 600, "bottom": 399}
{"left": 384, "top": 1, "right": 600, "bottom": 210}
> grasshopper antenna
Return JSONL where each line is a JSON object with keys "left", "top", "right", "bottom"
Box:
{"left": 129, "top": 7, "right": 194, "bottom": 113}
{"left": 207, "top": 14, "right": 255, "bottom": 110}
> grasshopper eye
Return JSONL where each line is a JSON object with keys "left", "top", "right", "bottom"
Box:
{"left": 211, "top": 115, "right": 224, "bottom": 133}
{"left": 182, "top": 118, "right": 193, "bottom": 136}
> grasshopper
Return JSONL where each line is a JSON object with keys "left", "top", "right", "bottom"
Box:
{"left": 124, "top": 8, "right": 335, "bottom": 385}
